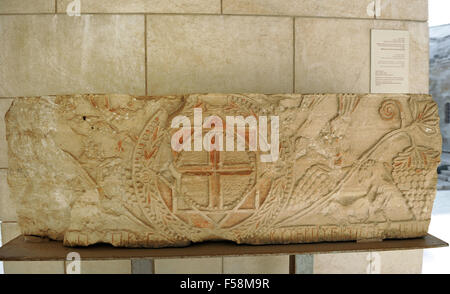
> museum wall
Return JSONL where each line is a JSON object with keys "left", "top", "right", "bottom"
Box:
{"left": 0, "top": 0, "right": 428, "bottom": 274}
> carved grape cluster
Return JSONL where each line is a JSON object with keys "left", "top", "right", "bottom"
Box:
{"left": 392, "top": 146, "right": 440, "bottom": 220}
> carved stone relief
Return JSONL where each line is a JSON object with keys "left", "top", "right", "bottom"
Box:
{"left": 5, "top": 93, "right": 441, "bottom": 247}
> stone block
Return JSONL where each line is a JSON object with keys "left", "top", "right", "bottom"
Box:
{"left": 0, "top": 15, "right": 145, "bottom": 97}
{"left": 5, "top": 93, "right": 441, "bottom": 247}
{"left": 147, "top": 15, "right": 293, "bottom": 95}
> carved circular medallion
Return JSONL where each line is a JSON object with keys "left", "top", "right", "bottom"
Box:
{"left": 132, "top": 96, "right": 291, "bottom": 233}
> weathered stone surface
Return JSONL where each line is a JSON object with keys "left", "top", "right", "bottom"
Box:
{"left": 5, "top": 94, "right": 441, "bottom": 247}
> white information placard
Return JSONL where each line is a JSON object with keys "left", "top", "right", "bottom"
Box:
{"left": 371, "top": 29, "right": 410, "bottom": 93}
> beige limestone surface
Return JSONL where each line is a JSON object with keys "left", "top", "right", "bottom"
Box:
{"left": 0, "top": 15, "right": 146, "bottom": 97}
{"left": 146, "top": 15, "right": 293, "bottom": 95}
{"left": 155, "top": 257, "right": 222, "bottom": 274}
{"left": 223, "top": 255, "right": 289, "bottom": 274}
{"left": 3, "top": 261, "right": 65, "bottom": 274}
{"left": 5, "top": 93, "right": 441, "bottom": 247}
{"left": 222, "top": 0, "right": 374, "bottom": 18}
{"left": 378, "top": 0, "right": 428, "bottom": 21}
{"left": 56, "top": 0, "right": 221, "bottom": 14}
{"left": 0, "top": 99, "right": 13, "bottom": 168}
{"left": 0, "top": 0, "right": 54, "bottom": 14}
{"left": 0, "top": 222, "right": 21, "bottom": 244}
{"left": 0, "top": 169, "right": 17, "bottom": 222}
{"left": 294, "top": 18, "right": 429, "bottom": 94}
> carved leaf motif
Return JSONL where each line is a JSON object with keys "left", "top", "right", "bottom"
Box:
{"left": 7, "top": 93, "right": 442, "bottom": 247}
{"left": 392, "top": 145, "right": 440, "bottom": 171}
{"left": 337, "top": 94, "right": 360, "bottom": 117}
{"left": 410, "top": 99, "right": 439, "bottom": 135}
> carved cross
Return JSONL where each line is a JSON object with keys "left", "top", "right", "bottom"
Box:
{"left": 177, "top": 149, "right": 253, "bottom": 209}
